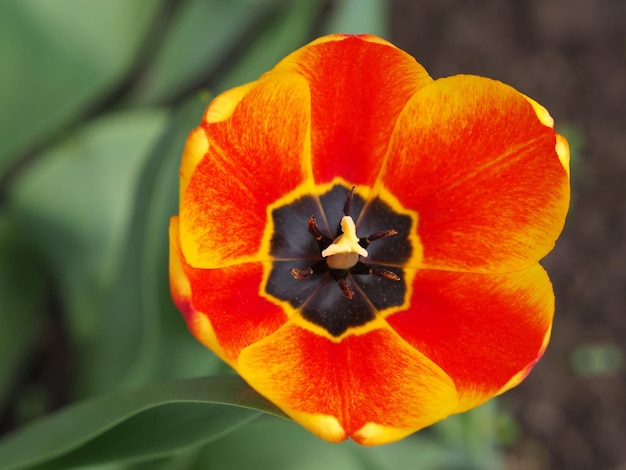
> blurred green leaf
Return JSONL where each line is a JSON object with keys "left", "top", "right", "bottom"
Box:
{"left": 347, "top": 433, "right": 458, "bottom": 470}
{"left": 196, "top": 417, "right": 363, "bottom": 470}
{"left": 126, "top": 448, "right": 204, "bottom": 470}
{"left": 9, "top": 108, "right": 169, "bottom": 396}
{"left": 571, "top": 342, "right": 623, "bottom": 377}
{"left": 0, "top": 212, "right": 46, "bottom": 405}
{"left": 92, "top": 92, "right": 225, "bottom": 395}
{"left": 216, "top": 0, "right": 322, "bottom": 93}
{"left": 323, "top": 0, "right": 389, "bottom": 38}
{"left": 431, "top": 400, "right": 504, "bottom": 470}
{"left": 195, "top": 415, "right": 467, "bottom": 470}
{"left": 0, "top": 375, "right": 284, "bottom": 470}
{"left": 141, "top": 94, "right": 229, "bottom": 383}
{"left": 132, "top": 0, "right": 281, "bottom": 105}
{"left": 0, "top": 0, "right": 164, "bottom": 175}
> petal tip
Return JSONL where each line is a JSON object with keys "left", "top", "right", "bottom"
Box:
{"left": 288, "top": 409, "right": 347, "bottom": 443}
{"left": 203, "top": 81, "right": 257, "bottom": 124}
{"left": 523, "top": 94, "right": 555, "bottom": 128}
{"left": 302, "top": 33, "right": 393, "bottom": 48}
{"left": 352, "top": 422, "right": 415, "bottom": 446}
{"left": 555, "top": 133, "right": 571, "bottom": 178}
{"left": 521, "top": 94, "right": 570, "bottom": 179}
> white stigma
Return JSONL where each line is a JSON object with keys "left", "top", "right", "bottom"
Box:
{"left": 321, "top": 216, "right": 368, "bottom": 270}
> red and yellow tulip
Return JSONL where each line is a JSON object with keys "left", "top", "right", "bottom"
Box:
{"left": 169, "top": 34, "right": 570, "bottom": 445}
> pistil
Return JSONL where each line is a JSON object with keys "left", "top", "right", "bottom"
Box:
{"left": 321, "top": 215, "right": 368, "bottom": 270}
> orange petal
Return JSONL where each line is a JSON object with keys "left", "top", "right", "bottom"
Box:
{"left": 179, "top": 83, "right": 258, "bottom": 204}
{"left": 386, "top": 264, "right": 554, "bottom": 413}
{"left": 170, "top": 217, "right": 287, "bottom": 363}
{"left": 381, "top": 75, "right": 570, "bottom": 272}
{"left": 237, "top": 323, "right": 458, "bottom": 445}
{"left": 273, "top": 34, "right": 433, "bottom": 186}
{"left": 180, "top": 72, "right": 312, "bottom": 269}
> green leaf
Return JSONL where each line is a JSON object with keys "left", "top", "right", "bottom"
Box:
{"left": 0, "top": 211, "right": 46, "bottom": 406}
{"left": 216, "top": 0, "right": 323, "bottom": 93}
{"left": 0, "top": 0, "right": 164, "bottom": 175}
{"left": 571, "top": 342, "right": 623, "bottom": 377}
{"left": 195, "top": 416, "right": 464, "bottom": 470}
{"left": 323, "top": 0, "right": 390, "bottom": 38}
{"left": 9, "top": 108, "right": 169, "bottom": 396}
{"left": 132, "top": 0, "right": 281, "bottom": 105}
{"left": 0, "top": 375, "right": 285, "bottom": 470}
{"left": 91, "top": 92, "right": 224, "bottom": 394}
{"left": 138, "top": 93, "right": 228, "bottom": 383}
{"left": 196, "top": 417, "right": 363, "bottom": 470}
{"left": 431, "top": 400, "right": 504, "bottom": 470}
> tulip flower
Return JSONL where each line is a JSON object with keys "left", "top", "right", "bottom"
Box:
{"left": 169, "top": 34, "right": 570, "bottom": 445}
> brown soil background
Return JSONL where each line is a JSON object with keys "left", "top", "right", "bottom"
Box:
{"left": 390, "top": 1, "right": 625, "bottom": 469}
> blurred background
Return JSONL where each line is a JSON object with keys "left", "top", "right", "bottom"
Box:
{"left": 0, "top": 0, "right": 624, "bottom": 469}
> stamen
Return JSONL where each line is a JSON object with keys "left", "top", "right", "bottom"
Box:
{"left": 337, "top": 278, "right": 354, "bottom": 299}
{"left": 350, "top": 263, "right": 401, "bottom": 281}
{"left": 371, "top": 267, "right": 400, "bottom": 281}
{"left": 308, "top": 215, "right": 323, "bottom": 240}
{"left": 366, "top": 229, "right": 398, "bottom": 243}
{"left": 343, "top": 186, "right": 355, "bottom": 216}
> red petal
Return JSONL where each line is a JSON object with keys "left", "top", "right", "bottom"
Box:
{"left": 382, "top": 75, "right": 570, "bottom": 272}
{"left": 386, "top": 264, "right": 554, "bottom": 412}
{"left": 180, "top": 73, "right": 312, "bottom": 268}
{"left": 237, "top": 323, "right": 458, "bottom": 445}
{"left": 274, "top": 34, "right": 433, "bottom": 185}
{"left": 171, "top": 217, "right": 287, "bottom": 363}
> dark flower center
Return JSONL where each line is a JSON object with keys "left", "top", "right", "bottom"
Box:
{"left": 264, "top": 183, "right": 414, "bottom": 336}
{"left": 289, "top": 186, "right": 401, "bottom": 298}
